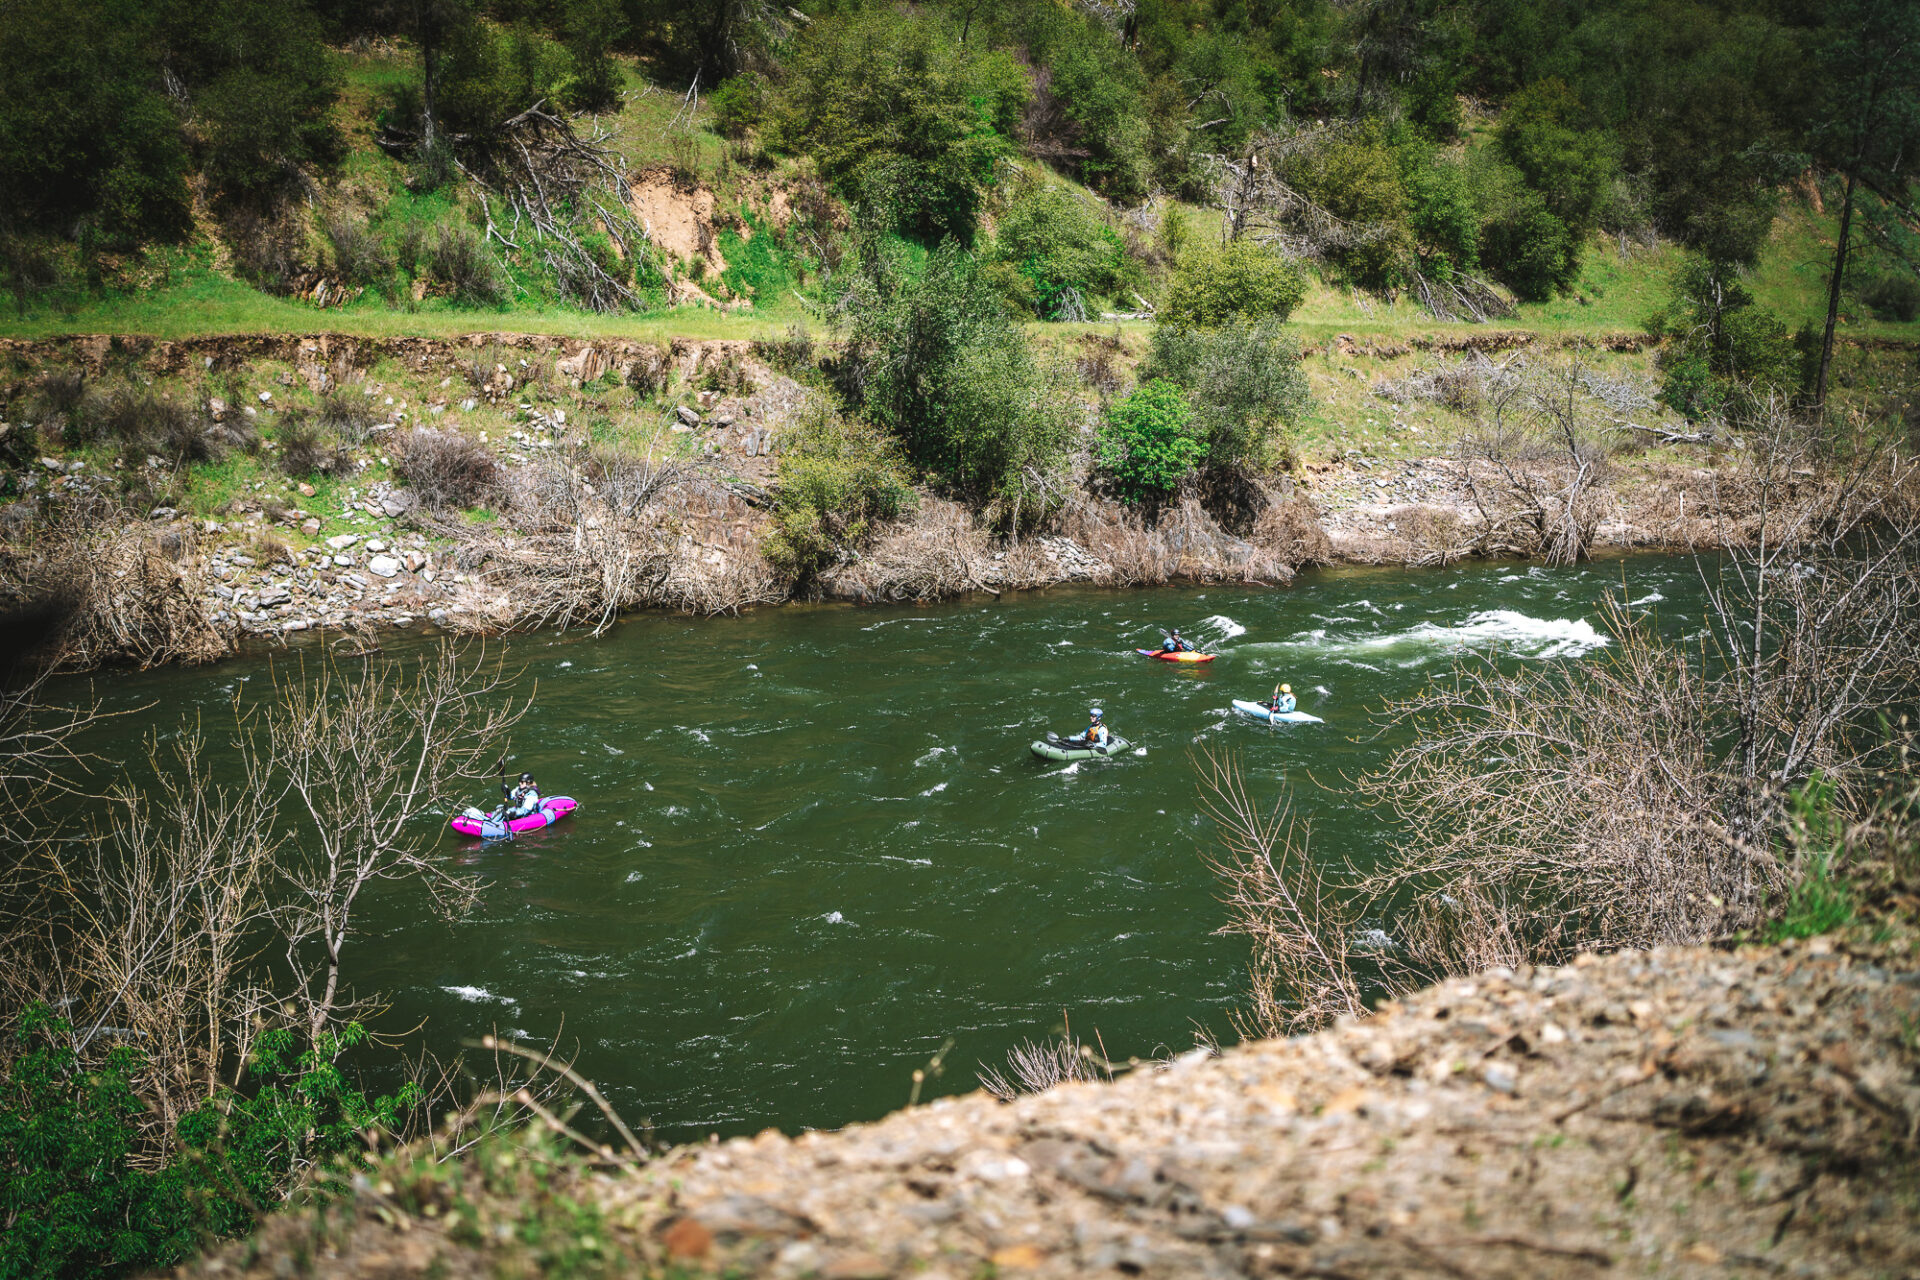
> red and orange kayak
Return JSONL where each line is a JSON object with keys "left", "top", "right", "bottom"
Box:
{"left": 1136, "top": 648, "right": 1216, "bottom": 663}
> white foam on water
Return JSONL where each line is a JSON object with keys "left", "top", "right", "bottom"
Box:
{"left": 1199, "top": 614, "right": 1248, "bottom": 639}
{"left": 1633, "top": 590, "right": 1665, "bottom": 605}
{"left": 602, "top": 743, "right": 624, "bottom": 755}
{"left": 1256, "top": 609, "right": 1608, "bottom": 663}
{"left": 443, "top": 985, "right": 516, "bottom": 1005}
{"left": 624, "top": 870, "right": 643, "bottom": 883}
{"left": 823, "top": 911, "right": 853, "bottom": 925}
{"left": 746, "top": 662, "right": 759, "bottom": 670}
{"left": 557, "top": 660, "right": 573, "bottom": 669}
{"left": 920, "top": 781, "right": 949, "bottom": 796}
{"left": 914, "top": 746, "right": 948, "bottom": 767}
{"left": 682, "top": 726, "right": 711, "bottom": 744}
{"left": 881, "top": 855, "right": 933, "bottom": 866}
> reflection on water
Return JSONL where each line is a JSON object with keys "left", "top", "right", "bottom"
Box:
{"left": 56, "top": 554, "right": 1706, "bottom": 1143}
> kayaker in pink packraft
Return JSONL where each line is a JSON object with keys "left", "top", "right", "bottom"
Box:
{"left": 503, "top": 771, "right": 542, "bottom": 820}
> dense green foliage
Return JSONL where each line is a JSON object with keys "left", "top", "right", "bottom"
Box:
{"left": 1163, "top": 240, "right": 1306, "bottom": 327}
{"left": 0, "top": 0, "right": 338, "bottom": 244}
{"left": 1097, "top": 379, "right": 1204, "bottom": 504}
{"left": 763, "top": 8, "right": 1027, "bottom": 240}
{"left": 1646, "top": 256, "right": 1799, "bottom": 422}
{"left": 0, "top": 1010, "right": 414, "bottom": 1280}
{"left": 834, "top": 237, "right": 1075, "bottom": 520}
{"left": 985, "top": 182, "right": 1131, "bottom": 319}
{"left": 763, "top": 407, "right": 917, "bottom": 583}
{"left": 1139, "top": 321, "right": 1310, "bottom": 474}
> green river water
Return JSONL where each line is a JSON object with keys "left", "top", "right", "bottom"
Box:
{"left": 57, "top": 554, "right": 1704, "bottom": 1143}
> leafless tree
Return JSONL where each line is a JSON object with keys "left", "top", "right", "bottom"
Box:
{"left": 1356, "top": 405, "right": 1920, "bottom": 972}
{"left": 1194, "top": 748, "right": 1367, "bottom": 1039}
{"left": 1451, "top": 355, "right": 1612, "bottom": 564}
{"left": 257, "top": 645, "right": 527, "bottom": 1045}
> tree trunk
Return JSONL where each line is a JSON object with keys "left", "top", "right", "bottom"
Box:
{"left": 421, "top": 34, "right": 440, "bottom": 154}
{"left": 1814, "top": 170, "right": 1857, "bottom": 414}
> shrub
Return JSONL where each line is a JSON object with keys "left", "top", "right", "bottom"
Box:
{"left": 764, "top": 7, "right": 1025, "bottom": 240}
{"left": 315, "top": 388, "right": 377, "bottom": 445}
{"left": 1098, "top": 379, "right": 1205, "bottom": 504}
{"left": 1859, "top": 273, "right": 1920, "bottom": 323}
{"left": 275, "top": 414, "right": 354, "bottom": 479}
{"left": 837, "top": 237, "right": 1076, "bottom": 516}
{"left": 325, "top": 214, "right": 390, "bottom": 285}
{"left": 1162, "top": 240, "right": 1306, "bottom": 327}
{"left": 1290, "top": 126, "right": 1416, "bottom": 291}
{"left": 1139, "top": 321, "right": 1310, "bottom": 473}
{"left": 1646, "top": 257, "right": 1798, "bottom": 423}
{"left": 427, "top": 225, "right": 508, "bottom": 306}
{"left": 710, "top": 74, "right": 767, "bottom": 139}
{"left": 763, "top": 407, "right": 917, "bottom": 583}
{"left": 987, "top": 181, "right": 1129, "bottom": 319}
{"left": 390, "top": 427, "right": 499, "bottom": 509}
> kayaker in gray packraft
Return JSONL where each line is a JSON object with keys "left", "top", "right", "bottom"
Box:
{"left": 1067, "top": 707, "right": 1110, "bottom": 748}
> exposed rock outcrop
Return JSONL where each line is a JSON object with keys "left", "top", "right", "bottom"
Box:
{"left": 186, "top": 937, "right": 1920, "bottom": 1279}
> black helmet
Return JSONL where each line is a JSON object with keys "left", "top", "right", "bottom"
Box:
{"left": 519, "top": 772, "right": 534, "bottom": 784}
{"left": 1170, "top": 628, "right": 1181, "bottom": 636}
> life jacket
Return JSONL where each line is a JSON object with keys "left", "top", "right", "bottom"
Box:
{"left": 1088, "top": 721, "right": 1110, "bottom": 744}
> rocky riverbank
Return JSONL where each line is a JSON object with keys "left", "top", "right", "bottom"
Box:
{"left": 0, "top": 329, "right": 1866, "bottom": 668}
{"left": 185, "top": 935, "right": 1920, "bottom": 1279}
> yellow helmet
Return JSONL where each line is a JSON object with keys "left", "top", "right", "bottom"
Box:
{"left": 1280, "top": 684, "right": 1292, "bottom": 694}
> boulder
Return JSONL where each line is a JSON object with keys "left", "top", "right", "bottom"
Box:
{"left": 367, "top": 556, "right": 401, "bottom": 579}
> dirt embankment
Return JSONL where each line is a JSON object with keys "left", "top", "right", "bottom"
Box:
{"left": 186, "top": 936, "right": 1920, "bottom": 1279}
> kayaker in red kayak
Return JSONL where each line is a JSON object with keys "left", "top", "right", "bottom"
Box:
{"left": 1159, "top": 629, "right": 1194, "bottom": 654}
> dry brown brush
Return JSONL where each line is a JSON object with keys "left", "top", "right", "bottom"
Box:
{"left": 1195, "top": 748, "right": 1368, "bottom": 1040}
{"left": 0, "top": 497, "right": 228, "bottom": 670}
{"left": 0, "top": 644, "right": 528, "bottom": 1163}
{"left": 1357, "top": 410, "right": 1920, "bottom": 973}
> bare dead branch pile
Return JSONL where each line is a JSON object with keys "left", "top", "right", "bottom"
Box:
{"left": 0, "top": 497, "right": 228, "bottom": 670}
{"left": 1449, "top": 356, "right": 1613, "bottom": 564}
{"left": 820, "top": 498, "right": 997, "bottom": 603}
{"left": 462, "top": 103, "right": 656, "bottom": 313}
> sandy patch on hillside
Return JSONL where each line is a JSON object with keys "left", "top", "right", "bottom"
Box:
{"left": 627, "top": 168, "right": 727, "bottom": 276}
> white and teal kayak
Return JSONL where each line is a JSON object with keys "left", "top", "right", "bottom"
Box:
{"left": 1232, "top": 699, "right": 1324, "bottom": 725}
{"left": 1031, "top": 734, "right": 1133, "bottom": 762}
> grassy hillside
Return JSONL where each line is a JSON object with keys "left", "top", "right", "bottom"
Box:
{"left": 2, "top": 48, "right": 1912, "bottom": 350}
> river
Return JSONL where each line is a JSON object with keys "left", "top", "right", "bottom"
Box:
{"left": 54, "top": 553, "right": 1705, "bottom": 1144}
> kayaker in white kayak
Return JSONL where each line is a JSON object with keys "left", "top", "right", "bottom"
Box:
{"left": 1067, "top": 707, "right": 1111, "bottom": 748}
{"left": 1266, "top": 684, "right": 1296, "bottom": 715}
{"left": 503, "top": 771, "right": 542, "bottom": 820}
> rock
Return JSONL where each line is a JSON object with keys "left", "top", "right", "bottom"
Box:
{"left": 326, "top": 534, "right": 359, "bottom": 550}
{"left": 365, "top": 540, "right": 388, "bottom": 553}
{"left": 298, "top": 483, "right": 316, "bottom": 498}
{"left": 257, "top": 391, "right": 272, "bottom": 404}
{"left": 367, "top": 556, "right": 401, "bottom": 578}
{"left": 333, "top": 554, "right": 355, "bottom": 568}
{"left": 301, "top": 519, "right": 321, "bottom": 535}
{"left": 676, "top": 405, "right": 703, "bottom": 427}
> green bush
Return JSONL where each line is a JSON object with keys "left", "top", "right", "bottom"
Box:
{"left": 837, "top": 237, "right": 1076, "bottom": 516}
{"left": 1859, "top": 273, "right": 1920, "bottom": 323}
{"left": 1646, "top": 256, "right": 1798, "bottom": 423}
{"left": 0, "top": 1010, "right": 414, "bottom": 1280}
{"left": 987, "top": 182, "right": 1129, "bottom": 319}
{"left": 1098, "top": 379, "right": 1204, "bottom": 503}
{"left": 1291, "top": 125, "right": 1416, "bottom": 291}
{"left": 1471, "top": 151, "right": 1576, "bottom": 301}
{"left": 763, "top": 407, "right": 916, "bottom": 583}
{"left": 1138, "top": 321, "right": 1310, "bottom": 474}
{"left": 710, "top": 74, "right": 767, "bottom": 139}
{"left": 1162, "top": 240, "right": 1306, "bottom": 328}
{"left": 765, "top": 7, "right": 1027, "bottom": 241}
